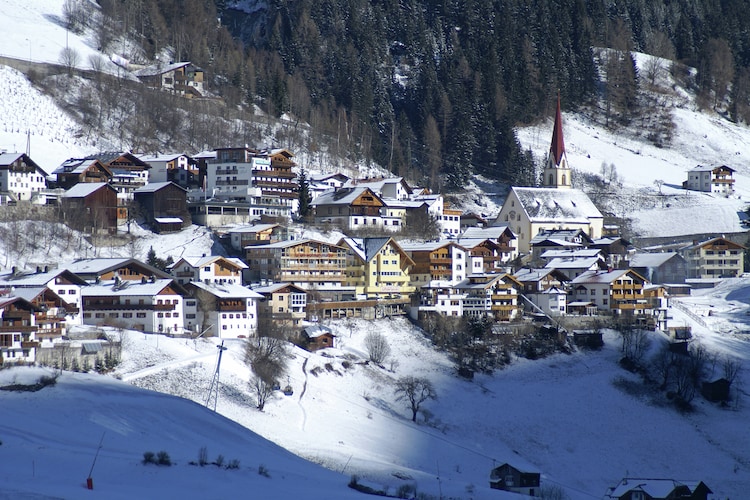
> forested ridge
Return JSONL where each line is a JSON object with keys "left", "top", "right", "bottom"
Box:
{"left": 89, "top": 0, "right": 750, "bottom": 190}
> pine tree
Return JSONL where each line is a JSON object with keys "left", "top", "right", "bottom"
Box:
{"left": 297, "top": 167, "right": 312, "bottom": 219}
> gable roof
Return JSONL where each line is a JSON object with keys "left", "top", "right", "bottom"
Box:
{"left": 512, "top": 267, "right": 569, "bottom": 283}
{"left": 134, "top": 181, "right": 187, "bottom": 194}
{"left": 310, "top": 186, "right": 383, "bottom": 206}
{"left": 606, "top": 478, "right": 711, "bottom": 499}
{"left": 134, "top": 61, "right": 191, "bottom": 77}
{"left": 252, "top": 283, "right": 307, "bottom": 295}
{"left": 629, "top": 252, "right": 681, "bottom": 268}
{"left": 62, "top": 258, "right": 171, "bottom": 281}
{"left": 460, "top": 225, "right": 514, "bottom": 240}
{"left": 337, "top": 237, "right": 414, "bottom": 266}
{"left": 571, "top": 268, "right": 646, "bottom": 285}
{"left": 171, "top": 255, "right": 247, "bottom": 271}
{"left": 512, "top": 187, "right": 602, "bottom": 224}
{"left": 188, "top": 281, "right": 263, "bottom": 299}
{"left": 81, "top": 278, "right": 176, "bottom": 297}
{"left": 0, "top": 268, "right": 88, "bottom": 287}
{"left": 54, "top": 158, "right": 112, "bottom": 176}
{"left": 545, "top": 256, "right": 603, "bottom": 270}
{"left": 0, "top": 152, "right": 45, "bottom": 174}
{"left": 62, "top": 182, "right": 115, "bottom": 198}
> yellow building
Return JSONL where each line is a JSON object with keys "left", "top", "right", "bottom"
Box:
{"left": 337, "top": 237, "right": 415, "bottom": 298}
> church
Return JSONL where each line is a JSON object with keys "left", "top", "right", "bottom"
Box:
{"left": 493, "top": 98, "right": 603, "bottom": 254}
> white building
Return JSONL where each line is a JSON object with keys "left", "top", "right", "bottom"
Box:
{"left": 187, "top": 281, "right": 262, "bottom": 338}
{"left": 81, "top": 278, "right": 186, "bottom": 335}
{"left": 684, "top": 165, "right": 735, "bottom": 195}
{"left": 0, "top": 268, "right": 87, "bottom": 325}
{"left": 169, "top": 256, "right": 247, "bottom": 286}
{"left": 0, "top": 152, "right": 48, "bottom": 203}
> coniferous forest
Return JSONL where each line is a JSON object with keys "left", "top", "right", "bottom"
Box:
{"left": 91, "top": 0, "right": 750, "bottom": 190}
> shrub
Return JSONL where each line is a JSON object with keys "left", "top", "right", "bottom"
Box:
{"left": 364, "top": 331, "right": 391, "bottom": 365}
{"left": 142, "top": 451, "right": 156, "bottom": 464}
{"left": 157, "top": 451, "right": 172, "bottom": 466}
{"left": 214, "top": 454, "right": 224, "bottom": 467}
{"left": 226, "top": 459, "right": 240, "bottom": 470}
{"left": 258, "top": 464, "right": 270, "bottom": 477}
{"left": 198, "top": 446, "right": 208, "bottom": 466}
{"left": 397, "top": 483, "right": 417, "bottom": 498}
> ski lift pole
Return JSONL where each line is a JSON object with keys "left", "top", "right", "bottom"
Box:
{"left": 86, "top": 431, "right": 105, "bottom": 490}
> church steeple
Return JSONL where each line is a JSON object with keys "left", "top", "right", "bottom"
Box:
{"left": 543, "top": 94, "right": 571, "bottom": 189}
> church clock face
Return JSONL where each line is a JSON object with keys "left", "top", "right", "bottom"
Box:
{"left": 509, "top": 210, "right": 516, "bottom": 219}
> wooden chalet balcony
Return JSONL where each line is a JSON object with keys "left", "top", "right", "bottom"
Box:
{"left": 279, "top": 273, "right": 345, "bottom": 283}
{"left": 287, "top": 252, "right": 346, "bottom": 259}
{"left": 0, "top": 326, "right": 35, "bottom": 333}
{"left": 253, "top": 179, "right": 297, "bottom": 190}
{"left": 284, "top": 264, "right": 346, "bottom": 271}
{"left": 350, "top": 207, "right": 382, "bottom": 216}
{"left": 612, "top": 284, "right": 642, "bottom": 292}
{"left": 491, "top": 304, "right": 517, "bottom": 312}
{"left": 712, "top": 178, "right": 734, "bottom": 184}
{"left": 217, "top": 304, "right": 246, "bottom": 312}
{"left": 36, "top": 328, "right": 64, "bottom": 339}
{"left": 1, "top": 311, "right": 29, "bottom": 320}
{"left": 215, "top": 167, "right": 239, "bottom": 175}
{"left": 611, "top": 292, "right": 645, "bottom": 300}
{"left": 613, "top": 302, "right": 649, "bottom": 310}
{"left": 175, "top": 271, "right": 194, "bottom": 278}
{"left": 253, "top": 169, "right": 296, "bottom": 179}
{"left": 431, "top": 258, "right": 452, "bottom": 265}
{"left": 20, "top": 341, "right": 40, "bottom": 349}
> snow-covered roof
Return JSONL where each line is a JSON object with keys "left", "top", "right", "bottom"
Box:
{"left": 545, "top": 256, "right": 602, "bottom": 269}
{"left": 512, "top": 268, "right": 557, "bottom": 282}
{"left": 460, "top": 226, "right": 513, "bottom": 240}
{"left": 134, "top": 61, "right": 191, "bottom": 77}
{"left": 227, "top": 224, "right": 279, "bottom": 234}
{"left": 400, "top": 241, "right": 457, "bottom": 252}
{"left": 137, "top": 153, "right": 188, "bottom": 163}
{"left": 629, "top": 252, "right": 679, "bottom": 268}
{"left": 62, "top": 182, "right": 111, "bottom": 198}
{"left": 513, "top": 187, "right": 602, "bottom": 223}
{"left": 606, "top": 478, "right": 697, "bottom": 498}
{"left": 189, "top": 281, "right": 262, "bottom": 299}
{"left": 0, "top": 268, "right": 87, "bottom": 287}
{"left": 134, "top": 182, "right": 185, "bottom": 193}
{"left": 541, "top": 248, "right": 602, "bottom": 259}
{"left": 252, "top": 282, "right": 306, "bottom": 295}
{"left": 0, "top": 152, "right": 23, "bottom": 166}
{"left": 82, "top": 278, "right": 175, "bottom": 297}
{"left": 154, "top": 217, "right": 184, "bottom": 224}
{"left": 174, "top": 255, "right": 247, "bottom": 270}
{"left": 311, "top": 186, "right": 380, "bottom": 206}
{"left": 570, "top": 269, "right": 632, "bottom": 285}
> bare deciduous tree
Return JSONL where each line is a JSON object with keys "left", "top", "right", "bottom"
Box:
{"left": 394, "top": 376, "right": 437, "bottom": 423}
{"left": 364, "top": 331, "right": 391, "bottom": 365}
{"left": 245, "top": 336, "right": 289, "bottom": 411}
{"left": 59, "top": 47, "right": 80, "bottom": 76}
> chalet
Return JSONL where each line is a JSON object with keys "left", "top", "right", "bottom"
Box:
{"left": 81, "top": 277, "right": 186, "bottom": 334}
{"left": 301, "top": 324, "right": 335, "bottom": 351}
{"left": 512, "top": 268, "right": 569, "bottom": 317}
{"left": 540, "top": 247, "right": 603, "bottom": 263}
{"left": 400, "top": 241, "right": 467, "bottom": 285}
{"left": 591, "top": 236, "right": 631, "bottom": 268}
{"left": 86, "top": 152, "right": 151, "bottom": 201}
{"left": 0, "top": 267, "right": 87, "bottom": 325}
{"left": 605, "top": 478, "right": 712, "bottom": 500}
{"left": 530, "top": 229, "right": 595, "bottom": 260}
{"left": 186, "top": 281, "right": 262, "bottom": 338}
{"left": 489, "top": 463, "right": 540, "bottom": 496}
{"left": 544, "top": 255, "right": 604, "bottom": 280}
{"left": 253, "top": 282, "right": 308, "bottom": 330}
{"left": 310, "top": 186, "right": 390, "bottom": 231}
{"left": 458, "top": 238, "right": 510, "bottom": 275}
{"left": 0, "top": 295, "right": 39, "bottom": 365}
{"left": 439, "top": 205, "right": 463, "bottom": 237}
{"left": 460, "top": 212, "right": 488, "bottom": 231}
{"left": 0, "top": 152, "right": 48, "bottom": 203}
{"left": 337, "top": 237, "right": 415, "bottom": 299}
{"left": 11, "top": 287, "right": 73, "bottom": 347}
{"left": 681, "top": 237, "right": 745, "bottom": 279}
{"left": 259, "top": 148, "right": 299, "bottom": 207}
{"left": 458, "top": 225, "right": 518, "bottom": 264}
{"left": 344, "top": 176, "right": 412, "bottom": 200}
{"left": 60, "top": 182, "right": 118, "bottom": 234}
{"left": 133, "top": 181, "right": 190, "bottom": 232}
{"left": 245, "top": 239, "right": 349, "bottom": 292}
{"left": 137, "top": 153, "right": 197, "bottom": 187}
{"left": 415, "top": 280, "right": 466, "bottom": 317}
{"left": 62, "top": 257, "right": 173, "bottom": 284}
{"left": 570, "top": 269, "right": 650, "bottom": 315}
{"left": 135, "top": 62, "right": 204, "bottom": 97}
{"left": 53, "top": 157, "right": 113, "bottom": 190}
{"left": 684, "top": 164, "right": 734, "bottom": 195}
{"left": 628, "top": 252, "right": 687, "bottom": 284}
{"left": 453, "top": 273, "right": 521, "bottom": 321}
{"left": 493, "top": 98, "right": 603, "bottom": 253}
{"left": 169, "top": 255, "right": 247, "bottom": 286}
{"left": 309, "top": 172, "right": 350, "bottom": 189}
{"left": 227, "top": 223, "right": 285, "bottom": 252}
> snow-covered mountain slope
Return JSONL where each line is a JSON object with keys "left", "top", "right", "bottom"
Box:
{"left": 0, "top": 366, "right": 355, "bottom": 500}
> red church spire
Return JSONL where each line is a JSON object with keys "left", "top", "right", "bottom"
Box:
{"left": 550, "top": 94, "right": 565, "bottom": 166}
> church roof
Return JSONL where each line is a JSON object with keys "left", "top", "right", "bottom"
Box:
{"left": 512, "top": 187, "right": 602, "bottom": 224}
{"left": 550, "top": 95, "right": 566, "bottom": 166}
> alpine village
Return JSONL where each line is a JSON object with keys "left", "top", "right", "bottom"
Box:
{"left": 2, "top": 1, "right": 750, "bottom": 499}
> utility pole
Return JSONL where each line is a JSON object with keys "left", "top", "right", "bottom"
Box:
{"left": 205, "top": 340, "right": 227, "bottom": 412}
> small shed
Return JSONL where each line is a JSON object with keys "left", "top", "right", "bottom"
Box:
{"left": 702, "top": 378, "right": 731, "bottom": 402}
{"left": 573, "top": 329, "right": 604, "bottom": 348}
{"left": 154, "top": 217, "right": 184, "bottom": 234}
{"left": 489, "top": 463, "right": 540, "bottom": 496}
{"left": 567, "top": 301, "right": 597, "bottom": 316}
{"left": 302, "top": 325, "right": 335, "bottom": 352}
